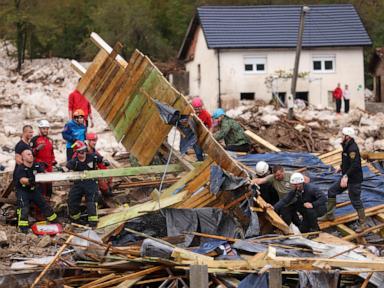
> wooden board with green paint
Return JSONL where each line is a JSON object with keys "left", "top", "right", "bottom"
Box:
{"left": 35, "top": 164, "right": 188, "bottom": 183}
{"left": 97, "top": 191, "right": 188, "bottom": 229}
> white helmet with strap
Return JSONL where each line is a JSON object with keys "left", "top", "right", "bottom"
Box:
{"left": 342, "top": 127, "right": 355, "bottom": 138}
{"left": 38, "top": 119, "right": 50, "bottom": 128}
{"left": 290, "top": 172, "right": 305, "bottom": 184}
{"left": 255, "top": 161, "right": 269, "bottom": 176}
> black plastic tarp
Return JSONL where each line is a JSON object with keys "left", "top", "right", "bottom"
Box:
{"left": 164, "top": 208, "right": 240, "bottom": 247}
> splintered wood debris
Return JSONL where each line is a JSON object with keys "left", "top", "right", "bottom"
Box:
{"left": 1, "top": 33, "right": 384, "bottom": 287}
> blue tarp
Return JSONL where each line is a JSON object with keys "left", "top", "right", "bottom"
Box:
{"left": 237, "top": 152, "right": 384, "bottom": 216}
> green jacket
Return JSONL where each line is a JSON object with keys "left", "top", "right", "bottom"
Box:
{"left": 214, "top": 116, "right": 249, "bottom": 146}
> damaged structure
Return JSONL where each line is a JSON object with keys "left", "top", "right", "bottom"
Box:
{"left": 1, "top": 33, "right": 384, "bottom": 288}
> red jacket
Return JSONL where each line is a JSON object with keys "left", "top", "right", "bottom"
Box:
{"left": 31, "top": 135, "right": 56, "bottom": 172}
{"left": 333, "top": 87, "right": 343, "bottom": 100}
{"left": 198, "top": 109, "right": 212, "bottom": 128}
{"left": 68, "top": 90, "right": 92, "bottom": 120}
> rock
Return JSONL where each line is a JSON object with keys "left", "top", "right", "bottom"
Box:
{"left": 260, "top": 114, "right": 279, "bottom": 125}
{"left": 307, "top": 121, "right": 321, "bottom": 129}
{"left": 363, "top": 137, "right": 375, "bottom": 151}
{"left": 374, "top": 139, "right": 384, "bottom": 151}
{"left": 294, "top": 124, "right": 305, "bottom": 132}
{"left": 37, "top": 235, "right": 51, "bottom": 248}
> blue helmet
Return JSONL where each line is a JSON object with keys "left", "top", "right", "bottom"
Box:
{"left": 212, "top": 108, "right": 225, "bottom": 119}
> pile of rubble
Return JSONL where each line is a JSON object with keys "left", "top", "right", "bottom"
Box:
{"left": 0, "top": 42, "right": 123, "bottom": 169}
{"left": 227, "top": 100, "right": 384, "bottom": 153}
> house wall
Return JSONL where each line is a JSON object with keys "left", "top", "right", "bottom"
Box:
{"left": 185, "top": 26, "right": 218, "bottom": 112}
{"left": 185, "top": 28, "right": 366, "bottom": 112}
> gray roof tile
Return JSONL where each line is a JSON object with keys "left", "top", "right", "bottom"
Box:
{"left": 197, "top": 5, "right": 372, "bottom": 49}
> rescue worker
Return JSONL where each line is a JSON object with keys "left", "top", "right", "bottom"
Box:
{"left": 251, "top": 165, "right": 293, "bottom": 201}
{"left": 31, "top": 120, "right": 56, "bottom": 196}
{"left": 15, "top": 125, "right": 34, "bottom": 166}
{"left": 191, "top": 97, "right": 212, "bottom": 129}
{"left": 254, "top": 161, "right": 279, "bottom": 205}
{"left": 319, "top": 127, "right": 366, "bottom": 232}
{"left": 212, "top": 108, "right": 250, "bottom": 153}
{"left": 85, "top": 133, "right": 112, "bottom": 197}
{"left": 62, "top": 109, "right": 87, "bottom": 160}
{"left": 66, "top": 140, "right": 105, "bottom": 227}
{"left": 274, "top": 173, "right": 326, "bottom": 232}
{"left": 13, "top": 150, "right": 57, "bottom": 233}
{"left": 68, "top": 88, "right": 93, "bottom": 127}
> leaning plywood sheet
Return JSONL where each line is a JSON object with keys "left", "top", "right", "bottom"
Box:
{"left": 74, "top": 33, "right": 245, "bottom": 177}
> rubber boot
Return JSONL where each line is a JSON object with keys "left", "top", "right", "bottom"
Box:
{"left": 318, "top": 198, "right": 336, "bottom": 221}
{"left": 355, "top": 208, "right": 367, "bottom": 233}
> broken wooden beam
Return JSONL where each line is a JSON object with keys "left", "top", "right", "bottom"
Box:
{"left": 245, "top": 130, "right": 281, "bottom": 152}
{"left": 36, "top": 163, "right": 192, "bottom": 183}
{"left": 361, "top": 151, "right": 384, "bottom": 161}
{"left": 97, "top": 191, "right": 188, "bottom": 229}
{"left": 319, "top": 204, "right": 384, "bottom": 229}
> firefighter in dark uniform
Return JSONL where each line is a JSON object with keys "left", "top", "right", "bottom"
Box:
{"left": 319, "top": 127, "right": 366, "bottom": 232}
{"left": 13, "top": 149, "right": 57, "bottom": 233}
{"left": 274, "top": 173, "right": 326, "bottom": 232}
{"left": 66, "top": 140, "right": 104, "bottom": 227}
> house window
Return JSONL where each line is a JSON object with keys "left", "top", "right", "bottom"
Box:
{"left": 312, "top": 56, "right": 335, "bottom": 73}
{"left": 295, "top": 92, "right": 309, "bottom": 104}
{"left": 244, "top": 57, "right": 266, "bottom": 73}
{"left": 240, "top": 92, "right": 255, "bottom": 100}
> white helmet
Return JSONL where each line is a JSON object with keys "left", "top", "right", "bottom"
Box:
{"left": 255, "top": 161, "right": 269, "bottom": 176}
{"left": 290, "top": 172, "right": 305, "bottom": 184}
{"left": 38, "top": 119, "right": 50, "bottom": 128}
{"left": 342, "top": 127, "right": 355, "bottom": 138}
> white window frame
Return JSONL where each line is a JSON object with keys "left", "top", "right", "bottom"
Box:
{"left": 312, "top": 55, "right": 335, "bottom": 73}
{"left": 244, "top": 56, "right": 267, "bottom": 74}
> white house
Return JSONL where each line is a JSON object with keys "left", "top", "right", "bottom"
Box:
{"left": 178, "top": 5, "right": 372, "bottom": 112}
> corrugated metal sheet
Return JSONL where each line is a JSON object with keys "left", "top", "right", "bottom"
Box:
{"left": 197, "top": 4, "right": 372, "bottom": 48}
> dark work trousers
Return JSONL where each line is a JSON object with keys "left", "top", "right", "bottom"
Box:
{"left": 68, "top": 180, "right": 98, "bottom": 223}
{"left": 226, "top": 143, "right": 250, "bottom": 153}
{"left": 344, "top": 99, "right": 350, "bottom": 113}
{"left": 335, "top": 99, "right": 342, "bottom": 113}
{"left": 279, "top": 205, "right": 326, "bottom": 232}
{"left": 32, "top": 182, "right": 53, "bottom": 221}
{"left": 259, "top": 183, "right": 279, "bottom": 206}
{"left": 299, "top": 206, "right": 326, "bottom": 232}
{"left": 193, "top": 143, "right": 204, "bottom": 161}
{"left": 279, "top": 205, "right": 301, "bottom": 228}
{"left": 16, "top": 188, "right": 56, "bottom": 228}
{"left": 328, "top": 179, "right": 363, "bottom": 211}
{"left": 66, "top": 147, "right": 74, "bottom": 161}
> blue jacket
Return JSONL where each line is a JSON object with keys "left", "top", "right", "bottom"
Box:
{"left": 62, "top": 120, "right": 86, "bottom": 148}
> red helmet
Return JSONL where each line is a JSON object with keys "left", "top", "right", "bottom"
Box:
{"left": 86, "top": 133, "right": 98, "bottom": 141}
{"left": 191, "top": 97, "right": 203, "bottom": 108}
{"left": 73, "top": 109, "right": 85, "bottom": 117}
{"left": 71, "top": 140, "right": 87, "bottom": 152}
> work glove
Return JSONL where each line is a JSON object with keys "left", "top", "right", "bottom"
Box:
{"left": 102, "top": 159, "right": 110, "bottom": 167}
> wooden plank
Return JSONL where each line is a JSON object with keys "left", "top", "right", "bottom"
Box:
{"left": 97, "top": 191, "right": 188, "bottom": 228}
{"left": 245, "top": 130, "right": 281, "bottom": 152}
{"left": 77, "top": 49, "right": 110, "bottom": 94}
{"left": 71, "top": 60, "right": 86, "bottom": 76}
{"left": 361, "top": 151, "right": 384, "bottom": 160}
{"left": 91, "top": 266, "right": 162, "bottom": 288}
{"left": 336, "top": 224, "right": 357, "bottom": 237}
{"left": 254, "top": 196, "right": 290, "bottom": 235}
{"left": 343, "top": 222, "right": 384, "bottom": 241}
{"left": 269, "top": 268, "right": 282, "bottom": 288}
{"left": 35, "top": 164, "right": 188, "bottom": 183}
{"left": 90, "top": 32, "right": 127, "bottom": 68}
{"left": 319, "top": 204, "right": 384, "bottom": 229}
{"left": 162, "top": 158, "right": 213, "bottom": 198}
{"left": 190, "top": 265, "right": 208, "bottom": 288}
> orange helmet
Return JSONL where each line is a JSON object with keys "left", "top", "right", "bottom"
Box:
{"left": 71, "top": 140, "right": 87, "bottom": 152}
{"left": 86, "top": 133, "right": 98, "bottom": 141}
{"left": 73, "top": 109, "right": 85, "bottom": 117}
